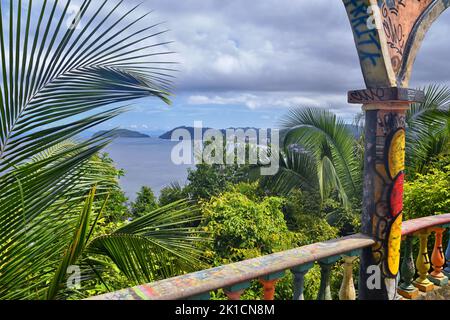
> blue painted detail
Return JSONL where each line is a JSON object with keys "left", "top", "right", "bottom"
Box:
{"left": 346, "top": 249, "right": 362, "bottom": 257}
{"left": 291, "top": 263, "right": 314, "bottom": 273}
{"left": 343, "top": 0, "right": 382, "bottom": 67}
{"left": 319, "top": 255, "right": 342, "bottom": 265}
{"left": 261, "top": 271, "right": 285, "bottom": 281}
{"left": 188, "top": 292, "right": 211, "bottom": 300}
{"left": 444, "top": 229, "right": 450, "bottom": 274}
{"left": 224, "top": 282, "right": 251, "bottom": 293}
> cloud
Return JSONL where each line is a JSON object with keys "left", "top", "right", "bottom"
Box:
{"left": 37, "top": 0, "right": 450, "bottom": 115}
{"left": 23, "top": 0, "right": 450, "bottom": 129}
{"left": 188, "top": 93, "right": 324, "bottom": 109}
{"left": 137, "top": 0, "right": 450, "bottom": 109}
{"left": 186, "top": 91, "right": 360, "bottom": 120}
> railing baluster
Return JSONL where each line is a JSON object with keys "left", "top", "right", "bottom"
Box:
{"left": 428, "top": 227, "right": 449, "bottom": 286}
{"left": 291, "top": 263, "right": 313, "bottom": 300}
{"left": 413, "top": 230, "right": 434, "bottom": 292}
{"left": 443, "top": 226, "right": 450, "bottom": 278}
{"left": 224, "top": 282, "right": 251, "bottom": 300}
{"left": 339, "top": 255, "right": 358, "bottom": 300}
{"left": 398, "top": 236, "right": 419, "bottom": 299}
{"left": 317, "top": 256, "right": 341, "bottom": 300}
{"left": 259, "top": 271, "right": 285, "bottom": 301}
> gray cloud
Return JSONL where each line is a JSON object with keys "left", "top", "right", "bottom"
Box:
{"left": 143, "top": 1, "right": 450, "bottom": 95}
{"left": 57, "top": 0, "right": 450, "bottom": 118}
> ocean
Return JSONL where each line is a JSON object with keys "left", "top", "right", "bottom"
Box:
{"left": 104, "top": 138, "right": 193, "bottom": 201}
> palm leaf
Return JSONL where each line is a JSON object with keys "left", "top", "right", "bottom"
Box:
{"left": 0, "top": 0, "right": 175, "bottom": 300}
{"left": 406, "top": 84, "right": 450, "bottom": 174}
{"left": 0, "top": 140, "right": 117, "bottom": 299}
{"left": 0, "top": 0, "right": 174, "bottom": 172}
{"left": 88, "top": 200, "right": 207, "bottom": 285}
{"left": 46, "top": 186, "right": 104, "bottom": 300}
{"left": 279, "top": 108, "right": 360, "bottom": 207}
{"left": 260, "top": 147, "right": 318, "bottom": 195}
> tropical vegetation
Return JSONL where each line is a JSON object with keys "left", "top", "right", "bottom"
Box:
{"left": 0, "top": 1, "right": 204, "bottom": 300}
{"left": 1, "top": 0, "right": 450, "bottom": 301}
{"left": 262, "top": 85, "right": 450, "bottom": 233}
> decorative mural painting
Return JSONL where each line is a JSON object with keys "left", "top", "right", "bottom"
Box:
{"left": 344, "top": 0, "right": 450, "bottom": 88}
{"left": 370, "top": 111, "right": 406, "bottom": 279}
{"left": 344, "top": 0, "right": 450, "bottom": 299}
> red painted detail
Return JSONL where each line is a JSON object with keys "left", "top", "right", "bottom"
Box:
{"left": 390, "top": 172, "right": 405, "bottom": 218}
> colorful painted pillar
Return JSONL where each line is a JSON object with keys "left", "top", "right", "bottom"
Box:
{"left": 343, "top": 0, "right": 450, "bottom": 299}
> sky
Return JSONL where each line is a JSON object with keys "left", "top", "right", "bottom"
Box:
{"left": 17, "top": 0, "right": 450, "bottom": 133}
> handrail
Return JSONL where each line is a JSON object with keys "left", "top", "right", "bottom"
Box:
{"left": 89, "top": 214, "right": 450, "bottom": 301}
{"left": 89, "top": 233, "right": 374, "bottom": 300}
{"left": 402, "top": 213, "right": 450, "bottom": 236}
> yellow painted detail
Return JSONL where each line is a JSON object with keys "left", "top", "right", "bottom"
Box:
{"left": 388, "top": 130, "right": 405, "bottom": 178}
{"left": 388, "top": 214, "right": 403, "bottom": 276}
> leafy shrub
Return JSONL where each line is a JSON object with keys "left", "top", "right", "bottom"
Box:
{"left": 404, "top": 163, "right": 450, "bottom": 220}
{"left": 290, "top": 214, "right": 339, "bottom": 246}
{"left": 185, "top": 164, "right": 251, "bottom": 200}
{"left": 201, "top": 191, "right": 294, "bottom": 264}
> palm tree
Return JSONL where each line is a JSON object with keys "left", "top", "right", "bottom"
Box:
{"left": 266, "top": 85, "right": 450, "bottom": 216}
{"left": 406, "top": 85, "right": 450, "bottom": 175}
{"left": 0, "top": 1, "right": 204, "bottom": 300}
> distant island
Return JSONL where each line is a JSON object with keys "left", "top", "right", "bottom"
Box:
{"left": 93, "top": 129, "right": 150, "bottom": 138}
{"left": 159, "top": 124, "right": 362, "bottom": 141}
{"left": 92, "top": 125, "right": 362, "bottom": 141}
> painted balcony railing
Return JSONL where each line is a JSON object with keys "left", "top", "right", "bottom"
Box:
{"left": 90, "top": 214, "right": 450, "bottom": 301}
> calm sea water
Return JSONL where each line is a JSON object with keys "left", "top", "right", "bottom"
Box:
{"left": 104, "top": 138, "right": 193, "bottom": 201}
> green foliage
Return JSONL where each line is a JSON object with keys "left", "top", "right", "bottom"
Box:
{"left": 283, "top": 189, "right": 321, "bottom": 223}
{"left": 229, "top": 181, "right": 267, "bottom": 202}
{"left": 88, "top": 200, "right": 206, "bottom": 287}
{"left": 404, "top": 160, "right": 450, "bottom": 220}
{"left": 0, "top": 0, "right": 212, "bottom": 300}
{"left": 131, "top": 186, "right": 158, "bottom": 217}
{"left": 96, "top": 153, "right": 129, "bottom": 224}
{"left": 406, "top": 85, "right": 450, "bottom": 176}
{"left": 201, "top": 189, "right": 294, "bottom": 263}
{"left": 200, "top": 183, "right": 343, "bottom": 300}
{"left": 279, "top": 108, "right": 362, "bottom": 209}
{"left": 185, "top": 163, "right": 250, "bottom": 200}
{"left": 289, "top": 214, "right": 339, "bottom": 246}
{"left": 159, "top": 182, "right": 187, "bottom": 206}
{"left": 281, "top": 188, "right": 357, "bottom": 237}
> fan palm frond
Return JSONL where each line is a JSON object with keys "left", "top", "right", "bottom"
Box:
{"left": 279, "top": 108, "right": 361, "bottom": 207}
{"left": 260, "top": 147, "right": 318, "bottom": 196}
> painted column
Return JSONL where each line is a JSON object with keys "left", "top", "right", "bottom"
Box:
{"left": 342, "top": 0, "right": 450, "bottom": 300}
{"left": 224, "top": 282, "right": 250, "bottom": 300}
{"left": 358, "top": 103, "right": 408, "bottom": 300}
{"left": 259, "top": 271, "right": 284, "bottom": 301}
{"left": 317, "top": 256, "right": 341, "bottom": 300}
